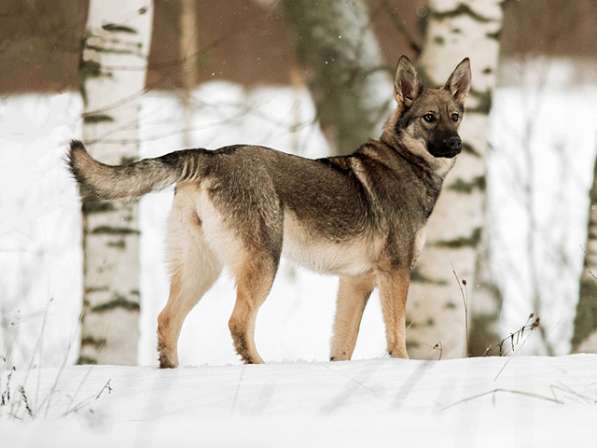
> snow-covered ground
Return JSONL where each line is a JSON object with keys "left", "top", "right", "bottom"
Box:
{"left": 2, "top": 355, "right": 597, "bottom": 445}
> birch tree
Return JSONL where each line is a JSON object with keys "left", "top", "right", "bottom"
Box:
{"left": 78, "top": 0, "right": 153, "bottom": 364}
{"left": 283, "top": 0, "right": 392, "bottom": 155}
{"left": 572, "top": 152, "right": 597, "bottom": 352}
{"left": 408, "top": 0, "right": 504, "bottom": 358}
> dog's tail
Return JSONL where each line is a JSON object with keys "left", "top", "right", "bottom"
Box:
{"left": 67, "top": 140, "right": 206, "bottom": 200}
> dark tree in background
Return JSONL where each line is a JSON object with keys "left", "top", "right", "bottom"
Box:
{"left": 573, "top": 147, "right": 597, "bottom": 352}
{"left": 283, "top": 0, "right": 392, "bottom": 155}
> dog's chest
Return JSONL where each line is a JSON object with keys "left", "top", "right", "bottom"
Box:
{"left": 282, "top": 211, "right": 377, "bottom": 276}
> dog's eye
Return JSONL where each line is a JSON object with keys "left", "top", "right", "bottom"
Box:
{"left": 451, "top": 113, "right": 459, "bottom": 122}
{"left": 423, "top": 114, "right": 436, "bottom": 123}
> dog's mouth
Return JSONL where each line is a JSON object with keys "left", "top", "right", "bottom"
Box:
{"left": 427, "top": 146, "right": 461, "bottom": 159}
{"left": 433, "top": 148, "right": 461, "bottom": 158}
{"left": 427, "top": 137, "right": 462, "bottom": 159}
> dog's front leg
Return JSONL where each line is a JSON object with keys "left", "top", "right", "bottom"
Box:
{"left": 377, "top": 266, "right": 410, "bottom": 359}
{"left": 330, "top": 273, "right": 374, "bottom": 361}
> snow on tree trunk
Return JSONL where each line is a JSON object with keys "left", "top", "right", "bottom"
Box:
{"left": 572, "top": 152, "right": 597, "bottom": 353}
{"left": 179, "top": 0, "right": 199, "bottom": 148}
{"left": 283, "top": 0, "right": 392, "bottom": 155}
{"left": 78, "top": 0, "right": 153, "bottom": 364}
{"left": 408, "top": 0, "right": 504, "bottom": 359}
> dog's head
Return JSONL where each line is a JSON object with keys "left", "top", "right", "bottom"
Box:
{"left": 389, "top": 55, "right": 471, "bottom": 161}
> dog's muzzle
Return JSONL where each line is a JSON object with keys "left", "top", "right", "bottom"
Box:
{"left": 438, "top": 136, "right": 462, "bottom": 158}
{"left": 445, "top": 136, "right": 462, "bottom": 152}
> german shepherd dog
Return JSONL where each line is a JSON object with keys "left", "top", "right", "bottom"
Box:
{"left": 68, "top": 56, "right": 471, "bottom": 367}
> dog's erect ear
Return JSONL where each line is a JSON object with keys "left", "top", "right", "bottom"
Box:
{"left": 444, "top": 58, "right": 471, "bottom": 106}
{"left": 394, "top": 55, "right": 421, "bottom": 108}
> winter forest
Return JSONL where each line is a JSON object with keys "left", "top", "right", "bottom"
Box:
{"left": 1, "top": 0, "right": 597, "bottom": 445}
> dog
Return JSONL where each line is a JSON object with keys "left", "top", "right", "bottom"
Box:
{"left": 68, "top": 55, "right": 471, "bottom": 367}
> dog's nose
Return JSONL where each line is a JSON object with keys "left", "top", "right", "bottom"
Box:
{"left": 445, "top": 136, "right": 462, "bottom": 152}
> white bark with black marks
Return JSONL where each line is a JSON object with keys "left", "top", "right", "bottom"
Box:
{"left": 408, "top": 0, "right": 504, "bottom": 358}
{"left": 79, "top": 0, "right": 153, "bottom": 364}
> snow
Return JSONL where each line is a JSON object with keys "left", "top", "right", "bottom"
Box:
{"left": 1, "top": 355, "right": 596, "bottom": 445}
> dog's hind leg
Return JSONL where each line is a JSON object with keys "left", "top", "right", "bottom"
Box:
{"left": 228, "top": 253, "right": 278, "bottom": 364}
{"left": 330, "top": 273, "right": 374, "bottom": 361}
{"left": 197, "top": 162, "right": 282, "bottom": 364}
{"left": 157, "top": 187, "right": 222, "bottom": 368}
{"left": 377, "top": 266, "right": 410, "bottom": 359}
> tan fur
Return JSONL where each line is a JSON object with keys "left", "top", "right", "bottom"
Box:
{"left": 412, "top": 227, "right": 426, "bottom": 269}
{"left": 330, "top": 273, "right": 375, "bottom": 361}
{"left": 157, "top": 184, "right": 222, "bottom": 368}
{"left": 159, "top": 185, "right": 276, "bottom": 365}
{"left": 282, "top": 210, "right": 382, "bottom": 276}
{"left": 377, "top": 266, "right": 411, "bottom": 358}
{"left": 228, "top": 254, "right": 276, "bottom": 364}
{"left": 196, "top": 185, "right": 246, "bottom": 270}
{"left": 157, "top": 272, "right": 183, "bottom": 368}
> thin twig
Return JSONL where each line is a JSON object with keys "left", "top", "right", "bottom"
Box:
{"left": 441, "top": 387, "right": 564, "bottom": 411}
{"left": 18, "top": 386, "right": 32, "bottom": 418}
{"left": 549, "top": 382, "right": 597, "bottom": 405}
{"left": 95, "top": 379, "right": 112, "bottom": 400}
{"left": 41, "top": 337, "right": 75, "bottom": 418}
{"left": 64, "top": 366, "right": 94, "bottom": 413}
{"left": 61, "top": 376, "right": 112, "bottom": 418}
{"left": 484, "top": 313, "right": 540, "bottom": 357}
{"left": 451, "top": 269, "right": 469, "bottom": 354}
{"left": 493, "top": 321, "right": 537, "bottom": 381}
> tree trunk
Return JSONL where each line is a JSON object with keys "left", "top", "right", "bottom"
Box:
{"left": 468, "top": 230, "right": 503, "bottom": 356}
{"left": 179, "top": 0, "right": 199, "bottom": 148}
{"left": 572, "top": 149, "right": 597, "bottom": 352}
{"left": 407, "top": 0, "right": 504, "bottom": 358}
{"left": 78, "top": 0, "right": 153, "bottom": 364}
{"left": 283, "top": 0, "right": 392, "bottom": 155}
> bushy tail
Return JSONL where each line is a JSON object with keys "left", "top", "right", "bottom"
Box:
{"left": 67, "top": 140, "right": 205, "bottom": 200}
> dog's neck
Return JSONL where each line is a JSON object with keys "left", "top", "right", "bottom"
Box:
{"left": 380, "top": 128, "right": 456, "bottom": 180}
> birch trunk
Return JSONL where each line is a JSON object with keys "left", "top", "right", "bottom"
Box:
{"left": 572, "top": 152, "right": 597, "bottom": 352}
{"left": 78, "top": 0, "right": 153, "bottom": 364}
{"left": 283, "top": 0, "right": 392, "bottom": 155}
{"left": 408, "top": 0, "right": 504, "bottom": 358}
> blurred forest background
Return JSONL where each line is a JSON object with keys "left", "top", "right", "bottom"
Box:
{"left": 1, "top": 0, "right": 597, "bottom": 367}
